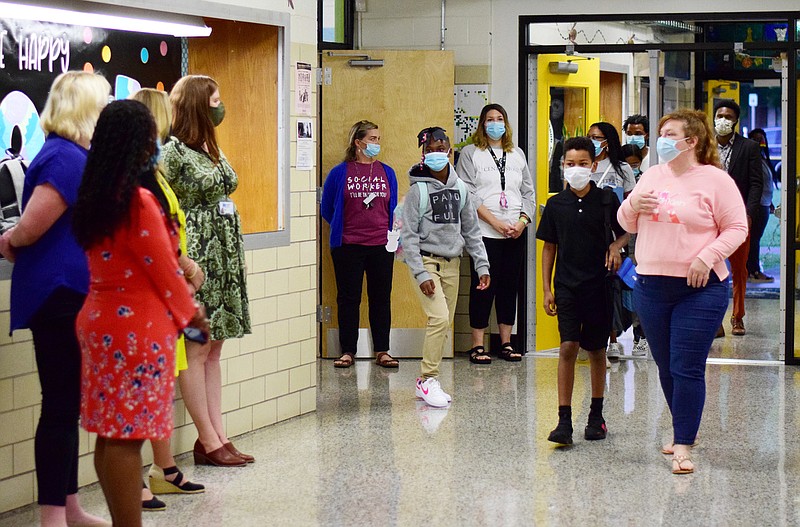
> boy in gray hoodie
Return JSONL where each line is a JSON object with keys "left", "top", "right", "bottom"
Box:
{"left": 401, "top": 127, "right": 490, "bottom": 407}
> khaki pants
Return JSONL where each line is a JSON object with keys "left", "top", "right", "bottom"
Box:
{"left": 413, "top": 256, "right": 460, "bottom": 378}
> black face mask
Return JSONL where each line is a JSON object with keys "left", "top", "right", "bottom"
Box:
{"left": 209, "top": 102, "right": 225, "bottom": 127}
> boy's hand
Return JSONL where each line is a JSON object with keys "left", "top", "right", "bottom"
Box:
{"left": 631, "top": 190, "right": 658, "bottom": 213}
{"left": 543, "top": 291, "right": 557, "bottom": 316}
{"left": 420, "top": 279, "right": 436, "bottom": 297}
{"left": 476, "top": 274, "right": 490, "bottom": 290}
{"left": 605, "top": 247, "right": 622, "bottom": 272}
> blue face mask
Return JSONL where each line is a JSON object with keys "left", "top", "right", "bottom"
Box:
{"left": 656, "top": 137, "right": 689, "bottom": 163}
{"left": 591, "top": 139, "right": 604, "bottom": 156}
{"left": 485, "top": 122, "right": 506, "bottom": 141}
{"left": 424, "top": 152, "right": 449, "bottom": 172}
{"left": 363, "top": 142, "right": 380, "bottom": 158}
{"left": 627, "top": 135, "right": 646, "bottom": 149}
{"left": 633, "top": 167, "right": 641, "bottom": 178}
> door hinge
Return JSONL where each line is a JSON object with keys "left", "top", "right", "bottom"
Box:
{"left": 317, "top": 305, "right": 332, "bottom": 323}
{"left": 317, "top": 186, "right": 323, "bottom": 204}
{"left": 324, "top": 67, "right": 332, "bottom": 85}
{"left": 316, "top": 67, "right": 323, "bottom": 85}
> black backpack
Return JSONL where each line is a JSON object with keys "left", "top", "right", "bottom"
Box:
{"left": 0, "top": 148, "right": 28, "bottom": 233}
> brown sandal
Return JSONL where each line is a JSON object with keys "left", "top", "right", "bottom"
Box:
{"left": 333, "top": 354, "right": 354, "bottom": 368}
{"left": 375, "top": 352, "right": 399, "bottom": 368}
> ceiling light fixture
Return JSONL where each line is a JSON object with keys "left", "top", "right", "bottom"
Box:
{"left": 0, "top": 0, "right": 211, "bottom": 37}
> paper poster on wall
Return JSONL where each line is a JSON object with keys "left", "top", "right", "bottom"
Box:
{"left": 295, "top": 62, "right": 312, "bottom": 116}
{"left": 0, "top": 18, "right": 181, "bottom": 160}
{"left": 296, "top": 118, "right": 313, "bottom": 170}
{"left": 454, "top": 84, "right": 489, "bottom": 149}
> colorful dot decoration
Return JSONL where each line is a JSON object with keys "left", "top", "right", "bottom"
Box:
{"left": 101, "top": 46, "right": 111, "bottom": 63}
{"left": 83, "top": 62, "right": 93, "bottom": 73}
{"left": 83, "top": 27, "right": 93, "bottom": 44}
{"left": 160, "top": 41, "right": 168, "bottom": 56}
{"left": 140, "top": 48, "right": 149, "bottom": 64}
{"left": 156, "top": 81, "right": 165, "bottom": 91}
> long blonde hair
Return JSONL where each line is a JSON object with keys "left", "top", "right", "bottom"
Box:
{"left": 471, "top": 103, "right": 514, "bottom": 152}
{"left": 344, "top": 120, "right": 378, "bottom": 162}
{"left": 131, "top": 88, "right": 172, "bottom": 143}
{"left": 659, "top": 109, "right": 721, "bottom": 168}
{"left": 40, "top": 71, "right": 110, "bottom": 143}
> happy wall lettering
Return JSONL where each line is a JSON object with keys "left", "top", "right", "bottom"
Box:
{"left": 0, "top": 28, "right": 70, "bottom": 72}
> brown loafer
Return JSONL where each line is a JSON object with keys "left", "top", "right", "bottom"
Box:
{"left": 193, "top": 439, "right": 246, "bottom": 467}
{"left": 731, "top": 317, "right": 745, "bottom": 336}
{"left": 224, "top": 442, "right": 255, "bottom": 463}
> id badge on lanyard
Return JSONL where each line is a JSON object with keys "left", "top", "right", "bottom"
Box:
{"left": 218, "top": 198, "right": 235, "bottom": 216}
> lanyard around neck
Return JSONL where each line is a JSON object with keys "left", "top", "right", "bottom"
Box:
{"left": 488, "top": 148, "right": 507, "bottom": 191}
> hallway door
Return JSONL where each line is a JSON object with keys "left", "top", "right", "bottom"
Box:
{"left": 533, "top": 54, "right": 600, "bottom": 351}
{"left": 319, "top": 50, "right": 454, "bottom": 358}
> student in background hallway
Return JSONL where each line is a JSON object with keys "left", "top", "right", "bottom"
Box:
{"left": 587, "top": 122, "right": 635, "bottom": 360}
{"left": 618, "top": 109, "right": 747, "bottom": 474}
{"left": 624, "top": 114, "right": 651, "bottom": 173}
{"left": 402, "top": 127, "right": 489, "bottom": 408}
{"left": 537, "top": 137, "right": 629, "bottom": 446}
{"left": 713, "top": 99, "right": 762, "bottom": 336}
{"left": 621, "top": 143, "right": 649, "bottom": 357}
{"left": 746, "top": 128, "right": 776, "bottom": 283}
{"left": 321, "top": 120, "right": 399, "bottom": 369}
{"left": 0, "top": 71, "right": 111, "bottom": 527}
{"left": 456, "top": 103, "right": 534, "bottom": 364}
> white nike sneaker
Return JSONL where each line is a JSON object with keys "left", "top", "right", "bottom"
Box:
{"left": 632, "top": 338, "right": 650, "bottom": 357}
{"left": 606, "top": 342, "right": 623, "bottom": 361}
{"left": 577, "top": 348, "right": 589, "bottom": 361}
{"left": 415, "top": 377, "right": 450, "bottom": 407}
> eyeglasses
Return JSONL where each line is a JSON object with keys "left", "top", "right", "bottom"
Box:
{"left": 588, "top": 134, "right": 606, "bottom": 141}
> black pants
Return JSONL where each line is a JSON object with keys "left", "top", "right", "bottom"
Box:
{"left": 746, "top": 205, "right": 770, "bottom": 275}
{"left": 469, "top": 233, "right": 525, "bottom": 329}
{"left": 28, "top": 287, "right": 86, "bottom": 506}
{"left": 331, "top": 244, "right": 394, "bottom": 355}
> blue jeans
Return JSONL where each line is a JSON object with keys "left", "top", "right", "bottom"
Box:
{"left": 633, "top": 273, "right": 728, "bottom": 445}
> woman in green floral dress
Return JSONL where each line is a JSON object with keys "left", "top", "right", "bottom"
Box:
{"left": 162, "top": 75, "right": 253, "bottom": 466}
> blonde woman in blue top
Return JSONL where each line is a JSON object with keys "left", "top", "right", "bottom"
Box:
{"left": 0, "top": 71, "right": 111, "bottom": 527}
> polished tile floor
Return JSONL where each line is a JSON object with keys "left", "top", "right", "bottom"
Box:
{"left": 0, "top": 298, "right": 794, "bottom": 526}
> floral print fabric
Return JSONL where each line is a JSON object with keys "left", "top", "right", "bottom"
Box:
{"left": 162, "top": 139, "right": 251, "bottom": 340}
{"left": 78, "top": 189, "right": 196, "bottom": 440}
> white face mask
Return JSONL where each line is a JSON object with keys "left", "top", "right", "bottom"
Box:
{"left": 563, "top": 166, "right": 592, "bottom": 190}
{"left": 714, "top": 117, "right": 734, "bottom": 136}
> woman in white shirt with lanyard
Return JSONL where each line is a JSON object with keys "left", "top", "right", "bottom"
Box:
{"left": 456, "top": 104, "right": 535, "bottom": 363}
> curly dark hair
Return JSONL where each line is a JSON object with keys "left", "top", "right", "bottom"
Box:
{"left": 74, "top": 100, "right": 173, "bottom": 249}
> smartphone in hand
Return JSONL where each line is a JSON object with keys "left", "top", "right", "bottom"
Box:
{"left": 183, "top": 326, "right": 208, "bottom": 344}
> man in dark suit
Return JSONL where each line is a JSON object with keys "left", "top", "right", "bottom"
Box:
{"left": 713, "top": 99, "right": 763, "bottom": 336}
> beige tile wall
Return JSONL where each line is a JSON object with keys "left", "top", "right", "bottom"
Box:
{"left": 0, "top": 36, "right": 319, "bottom": 515}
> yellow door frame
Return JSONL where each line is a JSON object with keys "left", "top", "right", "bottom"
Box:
{"left": 534, "top": 54, "right": 600, "bottom": 351}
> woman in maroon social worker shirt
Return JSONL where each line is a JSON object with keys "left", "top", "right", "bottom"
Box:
{"left": 321, "top": 120, "right": 399, "bottom": 369}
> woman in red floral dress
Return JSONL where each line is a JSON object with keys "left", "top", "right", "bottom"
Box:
{"left": 73, "top": 100, "right": 208, "bottom": 526}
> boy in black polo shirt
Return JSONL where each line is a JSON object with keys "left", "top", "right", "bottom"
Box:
{"left": 536, "top": 137, "right": 629, "bottom": 445}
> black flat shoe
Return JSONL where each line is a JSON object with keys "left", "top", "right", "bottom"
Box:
{"left": 548, "top": 423, "right": 573, "bottom": 445}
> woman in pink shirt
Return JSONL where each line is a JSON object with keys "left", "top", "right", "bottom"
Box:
{"left": 617, "top": 109, "right": 747, "bottom": 475}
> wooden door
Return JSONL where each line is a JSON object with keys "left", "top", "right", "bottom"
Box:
{"left": 320, "top": 50, "right": 454, "bottom": 358}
